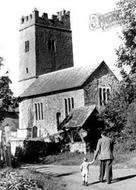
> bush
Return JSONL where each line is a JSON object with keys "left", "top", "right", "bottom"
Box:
{"left": 0, "top": 159, "right": 5, "bottom": 168}
{"left": 14, "top": 140, "right": 61, "bottom": 164}
{"left": 11, "top": 156, "right": 21, "bottom": 168}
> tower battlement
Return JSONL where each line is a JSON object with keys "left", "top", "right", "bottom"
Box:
{"left": 20, "top": 9, "right": 71, "bottom": 31}
{"left": 19, "top": 9, "right": 73, "bottom": 94}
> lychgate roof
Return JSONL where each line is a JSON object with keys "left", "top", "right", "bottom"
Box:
{"left": 64, "top": 105, "right": 96, "bottom": 129}
{"left": 20, "top": 61, "right": 114, "bottom": 99}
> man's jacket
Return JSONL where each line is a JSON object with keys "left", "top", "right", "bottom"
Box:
{"left": 94, "top": 136, "right": 114, "bottom": 160}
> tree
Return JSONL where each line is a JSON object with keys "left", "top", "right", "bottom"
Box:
{"left": 116, "top": 0, "right": 136, "bottom": 75}
{"left": 98, "top": 0, "right": 136, "bottom": 140}
{"left": 0, "top": 75, "right": 17, "bottom": 123}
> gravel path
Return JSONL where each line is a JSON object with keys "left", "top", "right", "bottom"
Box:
{"left": 23, "top": 164, "right": 136, "bottom": 190}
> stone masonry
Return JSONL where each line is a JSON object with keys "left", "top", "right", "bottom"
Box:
{"left": 19, "top": 89, "right": 84, "bottom": 137}
{"left": 19, "top": 9, "right": 74, "bottom": 94}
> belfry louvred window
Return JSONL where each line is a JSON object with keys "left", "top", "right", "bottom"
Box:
{"left": 48, "top": 39, "right": 56, "bottom": 52}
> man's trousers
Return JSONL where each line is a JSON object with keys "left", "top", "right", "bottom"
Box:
{"left": 99, "top": 159, "right": 112, "bottom": 183}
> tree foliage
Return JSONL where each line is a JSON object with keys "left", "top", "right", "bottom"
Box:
{"left": 116, "top": 0, "right": 136, "bottom": 75}
{"left": 99, "top": 0, "right": 136, "bottom": 141}
{"left": 0, "top": 75, "right": 17, "bottom": 122}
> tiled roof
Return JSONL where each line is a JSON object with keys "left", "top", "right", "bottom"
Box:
{"left": 20, "top": 61, "right": 107, "bottom": 98}
{"left": 64, "top": 105, "right": 96, "bottom": 129}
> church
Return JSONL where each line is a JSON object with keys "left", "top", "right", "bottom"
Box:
{"left": 17, "top": 9, "right": 118, "bottom": 144}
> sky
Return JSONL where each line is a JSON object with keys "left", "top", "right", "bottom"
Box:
{"left": 0, "top": 0, "right": 122, "bottom": 96}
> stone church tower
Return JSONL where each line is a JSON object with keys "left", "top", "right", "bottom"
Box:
{"left": 19, "top": 9, "right": 74, "bottom": 94}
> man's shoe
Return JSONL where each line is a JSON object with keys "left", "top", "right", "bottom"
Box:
{"left": 99, "top": 179, "right": 104, "bottom": 183}
{"left": 85, "top": 182, "right": 88, "bottom": 186}
{"left": 107, "top": 181, "right": 111, "bottom": 184}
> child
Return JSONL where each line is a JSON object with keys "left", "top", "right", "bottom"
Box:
{"left": 80, "top": 157, "right": 94, "bottom": 186}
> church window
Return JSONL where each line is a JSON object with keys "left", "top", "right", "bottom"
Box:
{"left": 107, "top": 88, "right": 110, "bottom": 101}
{"left": 41, "top": 103, "right": 43, "bottom": 120}
{"left": 56, "top": 112, "right": 61, "bottom": 130}
{"left": 32, "top": 126, "right": 37, "bottom": 138}
{"left": 71, "top": 97, "right": 74, "bottom": 109}
{"left": 25, "top": 40, "right": 29, "bottom": 52}
{"left": 26, "top": 67, "right": 29, "bottom": 73}
{"left": 99, "top": 87, "right": 110, "bottom": 106}
{"left": 103, "top": 88, "right": 106, "bottom": 105}
{"left": 64, "top": 99, "right": 68, "bottom": 117}
{"left": 48, "top": 39, "right": 56, "bottom": 52}
{"left": 64, "top": 97, "right": 74, "bottom": 117}
{"left": 34, "top": 102, "right": 44, "bottom": 120}
{"left": 38, "top": 103, "right": 41, "bottom": 120}
{"left": 99, "top": 88, "right": 102, "bottom": 106}
{"left": 68, "top": 98, "right": 71, "bottom": 112}
{"left": 52, "top": 40, "right": 56, "bottom": 52}
{"left": 35, "top": 104, "right": 38, "bottom": 120}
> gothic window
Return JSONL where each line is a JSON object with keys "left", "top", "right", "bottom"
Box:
{"left": 103, "top": 88, "right": 106, "bottom": 105}
{"left": 38, "top": 103, "right": 41, "bottom": 120}
{"left": 25, "top": 40, "right": 29, "bottom": 52}
{"left": 32, "top": 126, "right": 37, "bottom": 138}
{"left": 34, "top": 102, "right": 44, "bottom": 120}
{"left": 99, "top": 87, "right": 110, "bottom": 106}
{"left": 68, "top": 98, "right": 71, "bottom": 112}
{"left": 71, "top": 97, "right": 74, "bottom": 109}
{"left": 99, "top": 88, "right": 102, "bottom": 106}
{"left": 41, "top": 103, "right": 44, "bottom": 120}
{"left": 107, "top": 88, "right": 110, "bottom": 101}
{"left": 64, "top": 98, "right": 68, "bottom": 117}
{"left": 64, "top": 97, "right": 74, "bottom": 117}
{"left": 35, "top": 104, "right": 38, "bottom": 120}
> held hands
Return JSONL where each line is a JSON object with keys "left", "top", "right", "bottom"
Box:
{"left": 89, "top": 159, "right": 95, "bottom": 165}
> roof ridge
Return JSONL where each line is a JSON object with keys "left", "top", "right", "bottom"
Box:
{"left": 20, "top": 61, "right": 117, "bottom": 99}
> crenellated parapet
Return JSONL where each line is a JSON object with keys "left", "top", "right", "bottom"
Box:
{"left": 20, "top": 9, "right": 71, "bottom": 31}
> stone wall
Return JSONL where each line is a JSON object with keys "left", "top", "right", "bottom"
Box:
{"left": 84, "top": 62, "right": 118, "bottom": 110}
{"left": 10, "top": 139, "right": 24, "bottom": 155}
{"left": 19, "top": 89, "right": 84, "bottom": 138}
{"left": 69, "top": 142, "right": 86, "bottom": 154}
{"left": 19, "top": 9, "right": 73, "bottom": 94}
{"left": 36, "top": 26, "right": 73, "bottom": 76}
{"left": 19, "top": 24, "right": 36, "bottom": 82}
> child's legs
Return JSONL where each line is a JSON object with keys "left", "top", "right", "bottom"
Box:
{"left": 85, "top": 174, "right": 88, "bottom": 183}
{"left": 82, "top": 174, "right": 85, "bottom": 182}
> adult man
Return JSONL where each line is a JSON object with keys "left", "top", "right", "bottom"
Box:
{"left": 92, "top": 131, "right": 114, "bottom": 184}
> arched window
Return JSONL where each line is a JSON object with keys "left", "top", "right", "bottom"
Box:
{"left": 32, "top": 126, "right": 38, "bottom": 138}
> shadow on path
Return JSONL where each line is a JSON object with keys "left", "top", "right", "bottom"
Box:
{"left": 43, "top": 171, "right": 78, "bottom": 177}
{"left": 56, "top": 171, "right": 78, "bottom": 177}
{"left": 112, "top": 174, "right": 136, "bottom": 184}
{"left": 88, "top": 174, "right": 136, "bottom": 186}
{"left": 89, "top": 181, "right": 101, "bottom": 185}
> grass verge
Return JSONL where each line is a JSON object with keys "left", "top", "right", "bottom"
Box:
{"left": 41, "top": 150, "right": 136, "bottom": 168}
